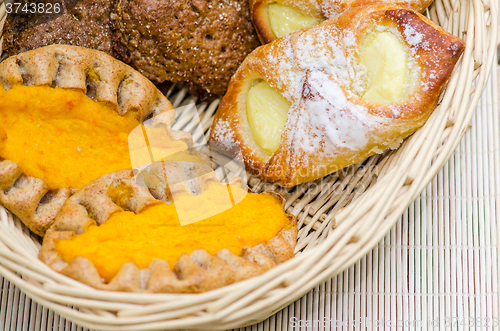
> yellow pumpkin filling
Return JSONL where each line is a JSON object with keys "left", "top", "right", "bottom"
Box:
{"left": 55, "top": 183, "right": 289, "bottom": 282}
{"left": 0, "top": 85, "right": 187, "bottom": 189}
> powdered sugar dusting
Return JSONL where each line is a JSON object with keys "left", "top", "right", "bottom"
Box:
{"left": 211, "top": 120, "right": 235, "bottom": 143}
{"left": 262, "top": 39, "right": 299, "bottom": 101}
{"left": 261, "top": 25, "right": 394, "bottom": 165}
{"left": 283, "top": 70, "right": 389, "bottom": 167}
{"left": 403, "top": 24, "right": 423, "bottom": 46}
{"left": 319, "top": 2, "right": 344, "bottom": 18}
{"left": 299, "top": 71, "right": 375, "bottom": 152}
{"left": 291, "top": 28, "right": 366, "bottom": 96}
{"left": 262, "top": 27, "right": 367, "bottom": 103}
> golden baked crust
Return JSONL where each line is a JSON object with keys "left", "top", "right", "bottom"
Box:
{"left": 210, "top": 5, "right": 465, "bottom": 187}
{"left": 39, "top": 166, "right": 298, "bottom": 293}
{"left": 0, "top": 45, "right": 191, "bottom": 236}
{"left": 250, "top": 0, "right": 435, "bottom": 43}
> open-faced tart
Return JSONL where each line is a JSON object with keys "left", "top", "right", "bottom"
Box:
{"left": 0, "top": 45, "right": 191, "bottom": 236}
{"left": 40, "top": 164, "right": 298, "bottom": 292}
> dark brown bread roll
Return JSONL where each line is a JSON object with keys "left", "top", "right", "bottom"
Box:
{"left": 112, "top": 0, "right": 261, "bottom": 100}
{"left": 2, "top": 0, "right": 117, "bottom": 58}
{"left": 1, "top": 0, "right": 260, "bottom": 99}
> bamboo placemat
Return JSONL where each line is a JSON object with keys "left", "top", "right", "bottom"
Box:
{"left": 0, "top": 56, "right": 498, "bottom": 331}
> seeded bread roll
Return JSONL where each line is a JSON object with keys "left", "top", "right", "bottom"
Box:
{"left": 112, "top": 0, "right": 261, "bottom": 100}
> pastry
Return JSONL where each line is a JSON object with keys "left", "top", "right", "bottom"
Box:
{"left": 2, "top": 0, "right": 261, "bottom": 100}
{"left": 2, "top": 0, "right": 118, "bottom": 58}
{"left": 112, "top": 0, "right": 261, "bottom": 100}
{"left": 209, "top": 4, "right": 465, "bottom": 187}
{"left": 0, "top": 45, "right": 191, "bottom": 236}
{"left": 250, "top": 0, "right": 435, "bottom": 43}
{"left": 39, "top": 167, "right": 298, "bottom": 292}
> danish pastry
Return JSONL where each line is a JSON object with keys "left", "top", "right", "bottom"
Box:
{"left": 250, "top": 0, "right": 434, "bottom": 43}
{"left": 40, "top": 167, "right": 297, "bottom": 292}
{"left": 210, "top": 4, "right": 465, "bottom": 187}
{"left": 0, "top": 45, "right": 190, "bottom": 236}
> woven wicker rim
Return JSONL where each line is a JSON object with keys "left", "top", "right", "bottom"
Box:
{"left": 0, "top": 1, "right": 497, "bottom": 329}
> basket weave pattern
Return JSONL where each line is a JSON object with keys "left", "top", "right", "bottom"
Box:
{"left": 0, "top": 1, "right": 497, "bottom": 329}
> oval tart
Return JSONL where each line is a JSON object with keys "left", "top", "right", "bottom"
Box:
{"left": 39, "top": 164, "right": 298, "bottom": 293}
{"left": 0, "top": 45, "right": 191, "bottom": 236}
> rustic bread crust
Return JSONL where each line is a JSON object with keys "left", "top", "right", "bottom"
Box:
{"left": 112, "top": 0, "right": 261, "bottom": 99}
{"left": 210, "top": 5, "right": 465, "bottom": 187}
{"left": 39, "top": 166, "right": 298, "bottom": 293}
{"left": 250, "top": 0, "right": 435, "bottom": 43}
{"left": 1, "top": 0, "right": 117, "bottom": 59}
{"left": 0, "top": 45, "right": 191, "bottom": 236}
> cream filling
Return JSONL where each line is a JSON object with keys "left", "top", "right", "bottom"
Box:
{"left": 360, "top": 31, "right": 409, "bottom": 105}
{"left": 246, "top": 81, "right": 290, "bottom": 154}
{"left": 268, "top": 3, "right": 323, "bottom": 39}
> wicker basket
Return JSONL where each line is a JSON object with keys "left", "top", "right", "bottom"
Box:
{"left": 0, "top": 1, "right": 497, "bottom": 329}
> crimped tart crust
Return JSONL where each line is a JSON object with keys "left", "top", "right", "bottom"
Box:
{"left": 40, "top": 166, "right": 298, "bottom": 293}
{"left": 0, "top": 45, "right": 191, "bottom": 236}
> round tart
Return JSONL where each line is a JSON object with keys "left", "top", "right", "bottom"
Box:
{"left": 40, "top": 164, "right": 298, "bottom": 293}
{"left": 0, "top": 45, "right": 191, "bottom": 236}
